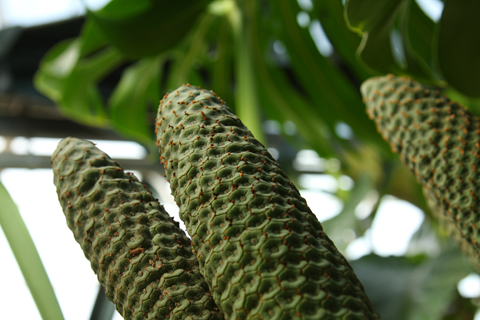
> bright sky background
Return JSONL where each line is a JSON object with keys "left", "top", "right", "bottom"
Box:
{"left": 0, "top": 0, "right": 444, "bottom": 29}
{"left": 0, "top": 0, "right": 109, "bottom": 28}
{"left": 2, "top": 0, "right": 478, "bottom": 319}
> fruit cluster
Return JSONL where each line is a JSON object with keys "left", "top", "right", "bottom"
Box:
{"left": 155, "top": 84, "right": 379, "bottom": 319}
{"left": 52, "top": 137, "right": 224, "bottom": 320}
{"left": 362, "top": 74, "right": 480, "bottom": 271}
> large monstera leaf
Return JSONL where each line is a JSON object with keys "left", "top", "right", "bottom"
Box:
{"left": 87, "top": 0, "right": 212, "bottom": 58}
{"left": 345, "top": 0, "right": 436, "bottom": 82}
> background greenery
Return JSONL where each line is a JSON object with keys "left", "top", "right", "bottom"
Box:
{"left": 5, "top": 0, "right": 480, "bottom": 319}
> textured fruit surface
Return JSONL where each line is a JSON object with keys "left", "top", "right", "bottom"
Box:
{"left": 362, "top": 74, "right": 480, "bottom": 271}
{"left": 155, "top": 85, "right": 380, "bottom": 320}
{"left": 52, "top": 137, "right": 224, "bottom": 320}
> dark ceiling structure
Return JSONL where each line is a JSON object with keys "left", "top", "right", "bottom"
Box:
{"left": 0, "top": 16, "right": 121, "bottom": 140}
{"left": 0, "top": 17, "right": 160, "bottom": 170}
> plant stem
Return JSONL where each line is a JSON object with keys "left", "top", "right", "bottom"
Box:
{"left": 231, "top": 0, "right": 266, "bottom": 144}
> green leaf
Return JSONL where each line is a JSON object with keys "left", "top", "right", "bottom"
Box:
{"left": 351, "top": 245, "right": 473, "bottom": 320}
{"left": 167, "top": 13, "right": 216, "bottom": 89}
{"left": 250, "top": 2, "right": 334, "bottom": 156}
{"left": 404, "top": 0, "right": 437, "bottom": 78}
{"left": 91, "top": 0, "right": 151, "bottom": 19}
{"left": 77, "top": 16, "right": 110, "bottom": 56}
{"left": 109, "top": 55, "right": 163, "bottom": 146}
{"left": 345, "top": 0, "right": 438, "bottom": 82}
{"left": 88, "top": 0, "right": 212, "bottom": 58}
{"left": 209, "top": 16, "right": 235, "bottom": 113}
{"left": 438, "top": 0, "right": 480, "bottom": 97}
{"left": 397, "top": 0, "right": 436, "bottom": 82}
{"left": 34, "top": 22, "right": 124, "bottom": 127}
{"left": 345, "top": 0, "right": 404, "bottom": 73}
{"left": 311, "top": 0, "right": 374, "bottom": 81}
{"left": 0, "top": 182, "right": 64, "bottom": 320}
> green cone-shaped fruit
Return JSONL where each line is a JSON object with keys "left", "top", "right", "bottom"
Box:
{"left": 52, "top": 137, "right": 224, "bottom": 320}
{"left": 361, "top": 74, "right": 480, "bottom": 271}
{"left": 155, "top": 85, "right": 379, "bottom": 319}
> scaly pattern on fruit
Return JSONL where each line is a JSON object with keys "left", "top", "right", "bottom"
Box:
{"left": 362, "top": 74, "right": 480, "bottom": 271}
{"left": 155, "top": 84, "right": 379, "bottom": 320}
{"left": 52, "top": 137, "right": 224, "bottom": 320}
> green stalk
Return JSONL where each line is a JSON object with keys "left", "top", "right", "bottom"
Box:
{"left": 0, "top": 181, "right": 64, "bottom": 320}
{"left": 230, "top": 0, "right": 266, "bottom": 144}
{"left": 173, "top": 13, "right": 215, "bottom": 86}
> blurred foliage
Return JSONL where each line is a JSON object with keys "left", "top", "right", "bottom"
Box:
{"left": 352, "top": 243, "right": 475, "bottom": 320}
{"left": 32, "top": 0, "right": 480, "bottom": 319}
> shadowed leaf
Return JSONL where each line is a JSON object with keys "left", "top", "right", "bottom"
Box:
{"left": 345, "top": 0, "right": 404, "bottom": 73}
{"left": 438, "top": 0, "right": 480, "bottom": 97}
{"left": 311, "top": 0, "right": 373, "bottom": 81}
{"left": 88, "top": 0, "right": 212, "bottom": 58}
